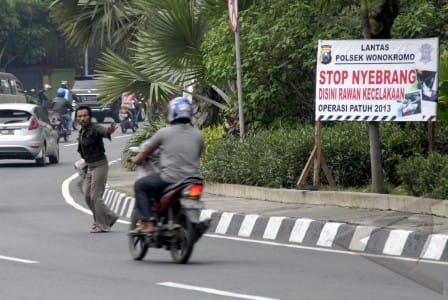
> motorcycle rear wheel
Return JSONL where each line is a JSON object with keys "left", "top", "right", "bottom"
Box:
{"left": 128, "top": 210, "right": 149, "bottom": 260}
{"left": 170, "top": 211, "right": 194, "bottom": 264}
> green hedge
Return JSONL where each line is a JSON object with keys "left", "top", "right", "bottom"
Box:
{"left": 202, "top": 127, "right": 314, "bottom": 188}
{"left": 397, "top": 153, "right": 448, "bottom": 199}
{"left": 201, "top": 122, "right": 448, "bottom": 199}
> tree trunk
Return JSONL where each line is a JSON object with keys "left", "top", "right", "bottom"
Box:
{"left": 369, "top": 122, "right": 385, "bottom": 193}
{"left": 361, "top": 0, "right": 398, "bottom": 193}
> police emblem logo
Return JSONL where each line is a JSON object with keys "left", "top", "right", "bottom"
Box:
{"left": 320, "top": 45, "right": 332, "bottom": 64}
{"left": 419, "top": 43, "right": 432, "bottom": 63}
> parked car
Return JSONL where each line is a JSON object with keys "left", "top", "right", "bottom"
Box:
{"left": 0, "top": 72, "right": 27, "bottom": 104}
{"left": 71, "top": 76, "right": 147, "bottom": 123}
{"left": 0, "top": 103, "right": 59, "bottom": 166}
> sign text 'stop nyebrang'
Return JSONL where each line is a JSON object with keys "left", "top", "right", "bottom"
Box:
{"left": 315, "top": 38, "right": 439, "bottom": 122}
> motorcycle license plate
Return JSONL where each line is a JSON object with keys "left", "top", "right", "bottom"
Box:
{"left": 180, "top": 199, "right": 204, "bottom": 209}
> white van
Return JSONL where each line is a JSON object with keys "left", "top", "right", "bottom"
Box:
{"left": 0, "top": 72, "right": 27, "bottom": 104}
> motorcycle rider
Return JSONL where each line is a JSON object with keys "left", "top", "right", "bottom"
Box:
{"left": 59, "top": 80, "right": 70, "bottom": 100}
{"left": 130, "top": 96, "right": 204, "bottom": 234}
{"left": 50, "top": 88, "right": 74, "bottom": 134}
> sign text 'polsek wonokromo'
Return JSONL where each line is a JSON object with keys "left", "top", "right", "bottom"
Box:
{"left": 315, "top": 38, "right": 439, "bottom": 122}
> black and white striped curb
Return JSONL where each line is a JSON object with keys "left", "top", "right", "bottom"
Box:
{"left": 317, "top": 115, "right": 436, "bottom": 122}
{"left": 104, "top": 187, "right": 448, "bottom": 262}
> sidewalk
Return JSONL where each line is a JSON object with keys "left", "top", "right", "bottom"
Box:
{"left": 104, "top": 163, "right": 448, "bottom": 262}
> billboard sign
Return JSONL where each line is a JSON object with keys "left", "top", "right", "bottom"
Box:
{"left": 315, "top": 38, "right": 439, "bottom": 121}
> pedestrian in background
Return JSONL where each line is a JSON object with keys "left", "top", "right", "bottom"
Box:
{"left": 37, "top": 83, "right": 52, "bottom": 114}
{"left": 121, "top": 91, "right": 139, "bottom": 128}
{"left": 76, "top": 105, "right": 119, "bottom": 233}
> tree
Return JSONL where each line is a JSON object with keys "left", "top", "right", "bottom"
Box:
{"left": 0, "top": 0, "right": 51, "bottom": 69}
{"left": 360, "top": 0, "right": 399, "bottom": 193}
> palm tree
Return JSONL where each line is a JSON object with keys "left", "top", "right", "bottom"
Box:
{"left": 49, "top": 0, "right": 143, "bottom": 54}
{"left": 49, "top": 0, "right": 233, "bottom": 112}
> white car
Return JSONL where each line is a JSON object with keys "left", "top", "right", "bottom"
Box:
{"left": 0, "top": 103, "right": 59, "bottom": 166}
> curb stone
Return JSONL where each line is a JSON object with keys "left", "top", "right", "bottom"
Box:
{"left": 103, "top": 186, "right": 448, "bottom": 262}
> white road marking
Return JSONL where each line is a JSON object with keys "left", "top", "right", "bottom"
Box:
{"left": 421, "top": 234, "right": 448, "bottom": 260}
{"left": 238, "top": 214, "right": 259, "bottom": 237}
{"left": 349, "top": 225, "right": 376, "bottom": 252}
{"left": 62, "top": 171, "right": 128, "bottom": 224}
{"left": 289, "top": 218, "right": 313, "bottom": 243}
{"left": 215, "top": 212, "right": 234, "bottom": 234}
{"left": 383, "top": 229, "right": 411, "bottom": 256}
{"left": 206, "top": 234, "right": 448, "bottom": 266}
{"left": 263, "top": 216, "right": 284, "bottom": 240}
{"left": 63, "top": 142, "right": 78, "bottom": 147}
{"left": 157, "top": 282, "right": 279, "bottom": 300}
{"left": 0, "top": 255, "right": 39, "bottom": 264}
{"left": 317, "top": 222, "right": 342, "bottom": 247}
{"left": 62, "top": 173, "right": 93, "bottom": 215}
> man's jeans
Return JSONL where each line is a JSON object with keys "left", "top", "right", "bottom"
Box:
{"left": 63, "top": 114, "right": 73, "bottom": 132}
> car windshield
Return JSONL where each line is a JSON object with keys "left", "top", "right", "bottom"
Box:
{"left": 72, "top": 79, "right": 98, "bottom": 90}
{"left": 75, "top": 95, "right": 97, "bottom": 101}
{"left": 0, "top": 109, "right": 31, "bottom": 124}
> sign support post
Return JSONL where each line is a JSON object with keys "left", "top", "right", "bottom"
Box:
{"left": 228, "top": 0, "right": 245, "bottom": 139}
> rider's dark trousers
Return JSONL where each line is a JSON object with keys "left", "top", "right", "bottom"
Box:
{"left": 134, "top": 172, "right": 170, "bottom": 222}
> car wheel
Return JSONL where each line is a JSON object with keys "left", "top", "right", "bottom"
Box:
{"left": 49, "top": 142, "right": 60, "bottom": 164}
{"left": 95, "top": 115, "right": 105, "bottom": 123}
{"left": 35, "top": 144, "right": 46, "bottom": 167}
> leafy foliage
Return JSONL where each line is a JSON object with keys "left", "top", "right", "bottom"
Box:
{"left": 201, "top": 121, "right": 448, "bottom": 194}
{"left": 49, "top": 0, "right": 143, "bottom": 52}
{"left": 201, "top": 125, "right": 225, "bottom": 161}
{"left": 397, "top": 152, "right": 448, "bottom": 199}
{"left": 380, "top": 123, "right": 427, "bottom": 185}
{"left": 202, "top": 126, "right": 315, "bottom": 188}
{"left": 121, "top": 117, "right": 168, "bottom": 170}
{"left": 438, "top": 50, "right": 448, "bottom": 124}
{"left": 322, "top": 122, "right": 371, "bottom": 187}
{"left": 0, "top": 0, "right": 50, "bottom": 68}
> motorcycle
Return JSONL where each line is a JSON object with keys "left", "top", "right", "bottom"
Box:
{"left": 119, "top": 106, "right": 137, "bottom": 133}
{"left": 127, "top": 147, "right": 211, "bottom": 264}
{"left": 49, "top": 111, "right": 70, "bottom": 142}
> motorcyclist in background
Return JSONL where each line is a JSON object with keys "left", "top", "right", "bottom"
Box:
{"left": 60, "top": 80, "right": 70, "bottom": 100}
{"left": 130, "top": 96, "right": 204, "bottom": 234}
{"left": 50, "top": 88, "right": 74, "bottom": 134}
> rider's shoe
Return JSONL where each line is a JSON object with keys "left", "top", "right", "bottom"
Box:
{"left": 128, "top": 221, "right": 154, "bottom": 235}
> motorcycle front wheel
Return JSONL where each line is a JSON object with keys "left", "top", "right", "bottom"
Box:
{"left": 128, "top": 209, "right": 149, "bottom": 260}
{"left": 170, "top": 211, "right": 194, "bottom": 264}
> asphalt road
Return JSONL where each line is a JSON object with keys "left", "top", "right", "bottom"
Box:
{"left": 0, "top": 124, "right": 447, "bottom": 299}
